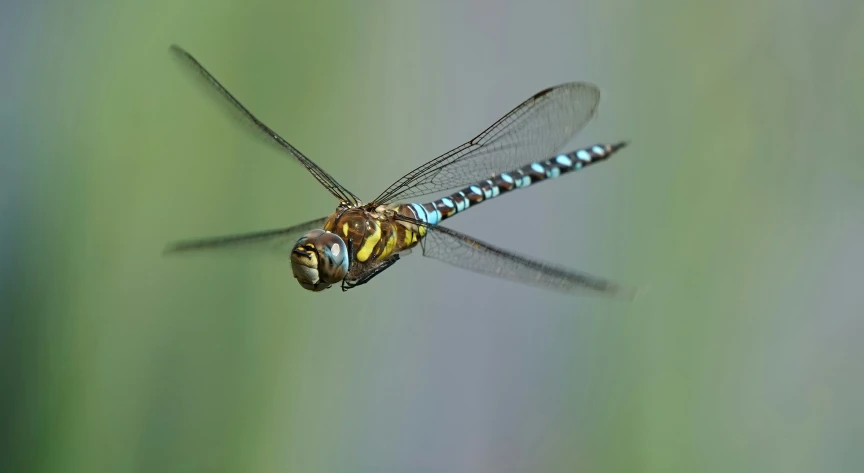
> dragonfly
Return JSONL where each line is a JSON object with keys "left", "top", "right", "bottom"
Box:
{"left": 165, "top": 45, "right": 633, "bottom": 298}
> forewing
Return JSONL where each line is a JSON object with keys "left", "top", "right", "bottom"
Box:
{"left": 171, "top": 45, "right": 360, "bottom": 205}
{"left": 372, "top": 83, "right": 600, "bottom": 205}
{"left": 164, "top": 217, "right": 329, "bottom": 256}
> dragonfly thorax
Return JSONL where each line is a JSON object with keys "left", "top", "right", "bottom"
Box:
{"left": 290, "top": 229, "right": 349, "bottom": 291}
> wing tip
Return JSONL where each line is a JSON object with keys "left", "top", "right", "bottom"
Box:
{"left": 162, "top": 242, "right": 189, "bottom": 256}
{"left": 169, "top": 43, "right": 187, "bottom": 55}
{"left": 531, "top": 86, "right": 557, "bottom": 99}
{"left": 613, "top": 282, "right": 648, "bottom": 302}
{"left": 162, "top": 238, "right": 222, "bottom": 255}
{"left": 531, "top": 81, "right": 600, "bottom": 100}
{"left": 169, "top": 44, "right": 200, "bottom": 67}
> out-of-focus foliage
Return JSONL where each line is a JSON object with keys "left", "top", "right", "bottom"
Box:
{"left": 3, "top": 1, "right": 862, "bottom": 472}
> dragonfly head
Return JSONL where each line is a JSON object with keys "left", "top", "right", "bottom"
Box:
{"left": 290, "top": 229, "right": 349, "bottom": 291}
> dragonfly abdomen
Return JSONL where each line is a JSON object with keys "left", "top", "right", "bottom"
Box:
{"left": 410, "top": 141, "right": 627, "bottom": 225}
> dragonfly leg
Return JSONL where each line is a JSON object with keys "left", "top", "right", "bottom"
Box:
{"left": 341, "top": 255, "right": 401, "bottom": 291}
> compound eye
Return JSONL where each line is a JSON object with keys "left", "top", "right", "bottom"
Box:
{"left": 315, "top": 232, "right": 349, "bottom": 283}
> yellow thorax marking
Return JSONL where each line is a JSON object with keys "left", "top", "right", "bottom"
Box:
{"left": 356, "top": 221, "right": 381, "bottom": 262}
{"left": 342, "top": 222, "right": 349, "bottom": 237}
{"left": 382, "top": 228, "right": 397, "bottom": 258}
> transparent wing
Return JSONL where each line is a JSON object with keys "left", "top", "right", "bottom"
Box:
{"left": 171, "top": 44, "right": 360, "bottom": 206}
{"left": 372, "top": 83, "right": 600, "bottom": 205}
{"left": 396, "top": 216, "right": 633, "bottom": 299}
{"left": 163, "top": 217, "right": 328, "bottom": 255}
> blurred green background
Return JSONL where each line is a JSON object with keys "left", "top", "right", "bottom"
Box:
{"left": 3, "top": 0, "right": 863, "bottom": 472}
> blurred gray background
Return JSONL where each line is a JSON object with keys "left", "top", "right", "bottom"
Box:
{"left": 3, "top": 0, "right": 863, "bottom": 472}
